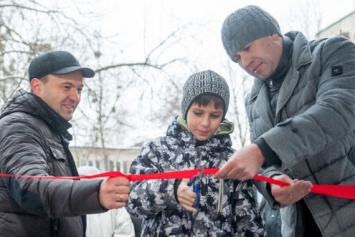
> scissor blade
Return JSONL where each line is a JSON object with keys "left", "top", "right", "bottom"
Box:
{"left": 198, "top": 165, "right": 205, "bottom": 177}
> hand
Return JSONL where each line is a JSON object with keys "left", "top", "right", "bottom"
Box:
{"left": 177, "top": 179, "right": 197, "bottom": 212}
{"left": 271, "top": 175, "right": 312, "bottom": 206}
{"left": 99, "top": 177, "right": 130, "bottom": 209}
{"left": 214, "top": 144, "right": 264, "bottom": 180}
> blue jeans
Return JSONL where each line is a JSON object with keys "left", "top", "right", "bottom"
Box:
{"left": 263, "top": 202, "right": 282, "bottom": 237}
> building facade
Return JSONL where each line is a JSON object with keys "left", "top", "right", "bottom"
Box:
{"left": 70, "top": 146, "right": 140, "bottom": 173}
{"left": 316, "top": 10, "right": 355, "bottom": 41}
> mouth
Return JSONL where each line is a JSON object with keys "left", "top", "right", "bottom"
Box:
{"left": 251, "top": 63, "right": 262, "bottom": 74}
{"left": 198, "top": 130, "right": 209, "bottom": 136}
{"left": 63, "top": 104, "right": 76, "bottom": 113}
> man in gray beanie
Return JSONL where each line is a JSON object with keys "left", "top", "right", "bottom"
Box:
{"left": 221, "top": 5, "right": 281, "bottom": 62}
{"left": 215, "top": 5, "right": 355, "bottom": 237}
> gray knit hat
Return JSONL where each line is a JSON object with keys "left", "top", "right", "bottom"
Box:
{"left": 182, "top": 70, "right": 230, "bottom": 119}
{"left": 221, "top": 5, "right": 281, "bottom": 62}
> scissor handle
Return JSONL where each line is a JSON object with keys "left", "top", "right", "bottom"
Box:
{"left": 188, "top": 175, "right": 201, "bottom": 208}
{"left": 187, "top": 176, "right": 197, "bottom": 186}
{"left": 193, "top": 182, "right": 201, "bottom": 208}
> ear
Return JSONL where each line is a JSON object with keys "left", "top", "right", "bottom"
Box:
{"left": 271, "top": 33, "right": 281, "bottom": 40}
{"left": 30, "top": 78, "right": 42, "bottom": 96}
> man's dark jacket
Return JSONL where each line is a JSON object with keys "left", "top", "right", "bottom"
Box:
{"left": 0, "top": 89, "right": 105, "bottom": 237}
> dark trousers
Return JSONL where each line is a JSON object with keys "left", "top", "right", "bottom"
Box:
{"left": 301, "top": 200, "right": 322, "bottom": 237}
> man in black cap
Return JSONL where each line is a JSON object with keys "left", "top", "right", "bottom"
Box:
{"left": 0, "top": 50, "right": 130, "bottom": 237}
{"left": 214, "top": 5, "right": 355, "bottom": 237}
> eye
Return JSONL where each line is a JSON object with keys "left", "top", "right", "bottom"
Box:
{"left": 235, "top": 54, "right": 241, "bottom": 62}
{"left": 211, "top": 114, "right": 222, "bottom": 119}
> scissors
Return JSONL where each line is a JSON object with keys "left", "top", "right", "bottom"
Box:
{"left": 187, "top": 164, "right": 205, "bottom": 208}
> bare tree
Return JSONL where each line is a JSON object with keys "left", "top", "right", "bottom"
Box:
{"left": 283, "top": 0, "right": 322, "bottom": 39}
{"left": 223, "top": 62, "right": 253, "bottom": 149}
{"left": 70, "top": 25, "right": 194, "bottom": 170}
{"left": 0, "top": 1, "right": 197, "bottom": 170}
{"left": 0, "top": 0, "right": 101, "bottom": 109}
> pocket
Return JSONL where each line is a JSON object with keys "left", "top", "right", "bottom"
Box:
{"left": 49, "top": 147, "right": 65, "bottom": 161}
{"left": 47, "top": 146, "right": 66, "bottom": 174}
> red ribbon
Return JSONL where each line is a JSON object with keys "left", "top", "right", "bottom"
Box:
{"left": 253, "top": 174, "right": 355, "bottom": 199}
{"left": 1, "top": 168, "right": 355, "bottom": 199}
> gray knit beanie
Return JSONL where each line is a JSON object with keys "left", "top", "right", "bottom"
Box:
{"left": 182, "top": 70, "right": 230, "bottom": 120}
{"left": 221, "top": 5, "right": 281, "bottom": 62}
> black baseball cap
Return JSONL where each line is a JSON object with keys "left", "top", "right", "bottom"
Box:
{"left": 28, "top": 50, "right": 95, "bottom": 81}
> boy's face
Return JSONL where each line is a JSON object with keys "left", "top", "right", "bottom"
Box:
{"left": 31, "top": 71, "right": 84, "bottom": 121}
{"left": 186, "top": 101, "right": 224, "bottom": 141}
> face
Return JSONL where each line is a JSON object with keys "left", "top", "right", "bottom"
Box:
{"left": 31, "top": 71, "right": 84, "bottom": 121}
{"left": 235, "top": 33, "right": 283, "bottom": 79}
{"left": 186, "top": 101, "right": 224, "bottom": 141}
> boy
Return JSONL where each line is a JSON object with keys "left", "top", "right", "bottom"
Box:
{"left": 127, "top": 70, "right": 264, "bottom": 236}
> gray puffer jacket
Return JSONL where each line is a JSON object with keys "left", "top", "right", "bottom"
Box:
{"left": 249, "top": 32, "right": 355, "bottom": 237}
{"left": 127, "top": 115, "right": 265, "bottom": 237}
{"left": 0, "top": 89, "right": 106, "bottom": 237}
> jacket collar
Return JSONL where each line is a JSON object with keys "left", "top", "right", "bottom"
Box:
{"left": 1, "top": 88, "right": 73, "bottom": 140}
{"left": 176, "top": 114, "right": 234, "bottom": 135}
{"left": 247, "top": 31, "right": 313, "bottom": 123}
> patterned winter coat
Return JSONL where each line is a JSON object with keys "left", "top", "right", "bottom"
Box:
{"left": 127, "top": 115, "right": 265, "bottom": 237}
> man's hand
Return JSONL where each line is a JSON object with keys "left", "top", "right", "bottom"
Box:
{"left": 271, "top": 175, "right": 312, "bottom": 206}
{"left": 99, "top": 177, "right": 130, "bottom": 209}
{"left": 177, "top": 179, "right": 197, "bottom": 212}
{"left": 214, "top": 143, "right": 264, "bottom": 180}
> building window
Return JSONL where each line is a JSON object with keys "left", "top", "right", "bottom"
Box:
{"left": 123, "top": 161, "right": 129, "bottom": 173}
{"left": 108, "top": 160, "right": 115, "bottom": 171}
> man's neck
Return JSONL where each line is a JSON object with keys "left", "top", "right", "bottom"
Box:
{"left": 268, "top": 35, "right": 293, "bottom": 85}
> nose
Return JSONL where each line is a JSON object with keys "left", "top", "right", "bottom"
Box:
{"left": 69, "top": 89, "right": 81, "bottom": 102}
{"left": 201, "top": 115, "right": 210, "bottom": 127}
{"left": 238, "top": 52, "right": 252, "bottom": 68}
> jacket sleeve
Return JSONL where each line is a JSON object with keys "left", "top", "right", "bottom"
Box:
{"left": 255, "top": 167, "right": 284, "bottom": 207}
{"left": 126, "top": 140, "right": 178, "bottom": 218}
{"left": 0, "top": 116, "right": 106, "bottom": 217}
{"left": 261, "top": 37, "right": 355, "bottom": 167}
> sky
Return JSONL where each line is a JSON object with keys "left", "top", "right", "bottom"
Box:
{"left": 83, "top": 0, "right": 355, "bottom": 72}
{"left": 59, "top": 0, "right": 355, "bottom": 147}
{"left": 55, "top": 0, "right": 355, "bottom": 76}
{"left": 95, "top": 0, "right": 355, "bottom": 40}
{"left": 94, "top": 0, "right": 355, "bottom": 29}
